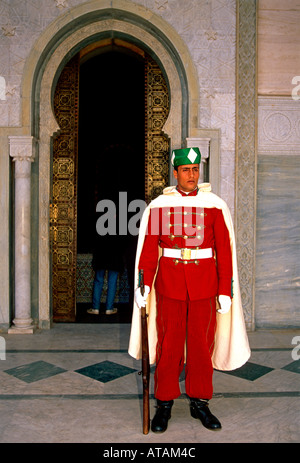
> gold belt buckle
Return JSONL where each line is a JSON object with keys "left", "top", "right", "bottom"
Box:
{"left": 181, "top": 248, "right": 191, "bottom": 260}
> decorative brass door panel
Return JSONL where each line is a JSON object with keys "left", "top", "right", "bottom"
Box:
{"left": 145, "top": 55, "right": 170, "bottom": 203}
{"left": 51, "top": 55, "right": 79, "bottom": 322}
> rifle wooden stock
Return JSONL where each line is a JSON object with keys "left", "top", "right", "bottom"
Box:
{"left": 140, "top": 270, "right": 150, "bottom": 435}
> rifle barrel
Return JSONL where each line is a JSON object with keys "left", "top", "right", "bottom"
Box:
{"left": 140, "top": 270, "right": 150, "bottom": 434}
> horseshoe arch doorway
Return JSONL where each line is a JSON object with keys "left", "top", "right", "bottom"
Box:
{"left": 51, "top": 39, "right": 170, "bottom": 322}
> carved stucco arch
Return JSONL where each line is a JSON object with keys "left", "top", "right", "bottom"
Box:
{"left": 20, "top": 1, "right": 200, "bottom": 327}
{"left": 22, "top": 0, "right": 199, "bottom": 138}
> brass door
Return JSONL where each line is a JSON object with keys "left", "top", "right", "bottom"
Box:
{"left": 145, "top": 55, "right": 170, "bottom": 203}
{"left": 51, "top": 48, "right": 169, "bottom": 322}
{"left": 51, "top": 55, "right": 79, "bottom": 322}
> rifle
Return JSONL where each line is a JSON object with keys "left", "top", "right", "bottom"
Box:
{"left": 139, "top": 269, "right": 150, "bottom": 434}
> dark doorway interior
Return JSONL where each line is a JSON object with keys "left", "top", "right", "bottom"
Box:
{"left": 76, "top": 49, "right": 145, "bottom": 323}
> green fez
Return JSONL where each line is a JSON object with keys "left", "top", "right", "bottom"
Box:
{"left": 171, "top": 147, "right": 201, "bottom": 167}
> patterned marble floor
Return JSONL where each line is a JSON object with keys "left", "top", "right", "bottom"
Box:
{"left": 0, "top": 324, "right": 299, "bottom": 444}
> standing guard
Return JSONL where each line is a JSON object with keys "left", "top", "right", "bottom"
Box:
{"left": 129, "top": 147, "right": 250, "bottom": 433}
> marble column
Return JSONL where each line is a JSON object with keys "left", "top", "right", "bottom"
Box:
{"left": 9, "top": 136, "right": 35, "bottom": 334}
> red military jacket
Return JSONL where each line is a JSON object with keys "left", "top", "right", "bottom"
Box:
{"left": 139, "top": 188, "right": 233, "bottom": 301}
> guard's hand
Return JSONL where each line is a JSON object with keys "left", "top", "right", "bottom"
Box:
{"left": 217, "top": 295, "right": 231, "bottom": 314}
{"left": 135, "top": 285, "right": 150, "bottom": 309}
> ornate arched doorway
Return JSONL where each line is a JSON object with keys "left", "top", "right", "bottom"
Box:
{"left": 51, "top": 39, "right": 170, "bottom": 322}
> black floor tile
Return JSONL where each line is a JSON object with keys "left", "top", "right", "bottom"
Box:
{"left": 217, "top": 362, "right": 274, "bottom": 381}
{"left": 4, "top": 361, "right": 67, "bottom": 383}
{"left": 75, "top": 360, "right": 138, "bottom": 383}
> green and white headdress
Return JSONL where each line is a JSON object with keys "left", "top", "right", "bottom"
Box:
{"left": 171, "top": 147, "right": 201, "bottom": 167}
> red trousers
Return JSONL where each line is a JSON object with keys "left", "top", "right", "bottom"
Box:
{"left": 154, "top": 293, "right": 217, "bottom": 401}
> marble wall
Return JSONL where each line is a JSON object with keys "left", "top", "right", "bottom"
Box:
{"left": 256, "top": 0, "right": 300, "bottom": 328}
{"left": 256, "top": 154, "right": 300, "bottom": 328}
{"left": 256, "top": 97, "right": 300, "bottom": 327}
{"left": 258, "top": 0, "right": 300, "bottom": 96}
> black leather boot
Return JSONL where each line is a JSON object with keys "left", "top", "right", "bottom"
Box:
{"left": 189, "top": 398, "right": 222, "bottom": 430}
{"left": 151, "top": 399, "right": 174, "bottom": 433}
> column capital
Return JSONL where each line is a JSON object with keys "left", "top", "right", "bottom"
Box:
{"left": 185, "top": 137, "right": 210, "bottom": 160}
{"left": 9, "top": 135, "right": 36, "bottom": 162}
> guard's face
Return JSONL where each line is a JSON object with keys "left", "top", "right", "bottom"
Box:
{"left": 173, "top": 164, "right": 200, "bottom": 192}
